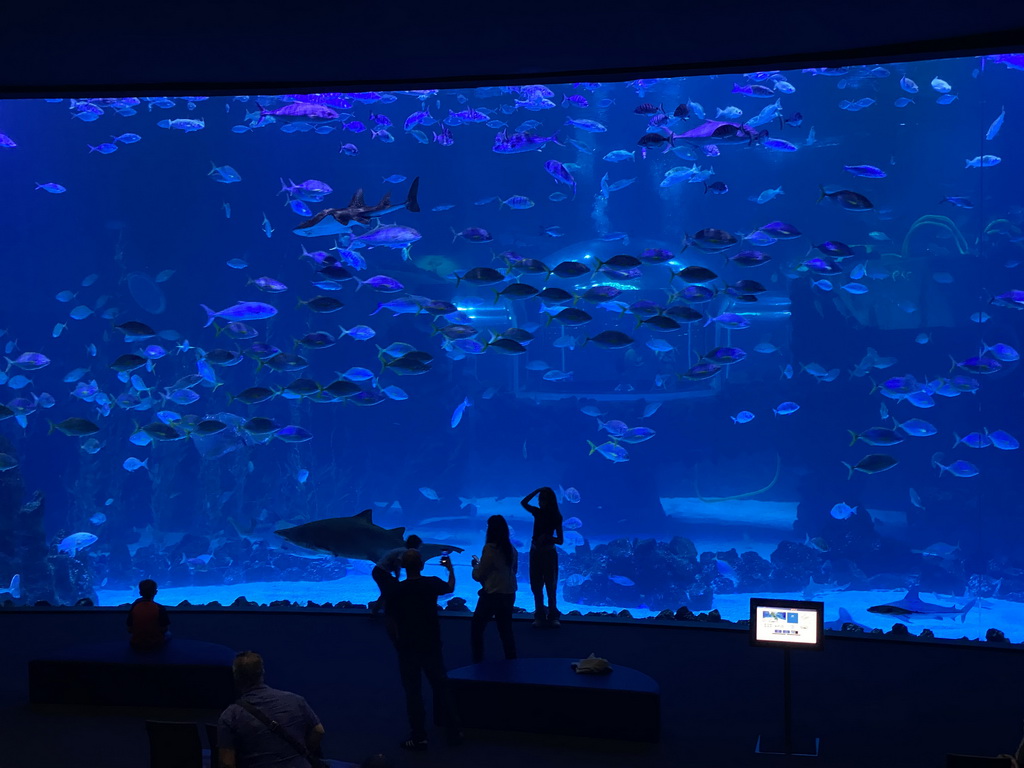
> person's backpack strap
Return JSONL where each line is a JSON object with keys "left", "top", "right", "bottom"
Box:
{"left": 235, "top": 699, "right": 324, "bottom": 768}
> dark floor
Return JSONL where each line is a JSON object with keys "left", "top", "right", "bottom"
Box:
{"left": 1, "top": 608, "right": 1021, "bottom": 768}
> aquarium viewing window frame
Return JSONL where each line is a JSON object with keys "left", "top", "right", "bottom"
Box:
{"left": 749, "top": 598, "right": 825, "bottom": 651}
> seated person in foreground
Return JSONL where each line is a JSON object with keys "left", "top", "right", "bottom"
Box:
{"left": 126, "top": 578, "right": 170, "bottom": 651}
{"left": 219, "top": 650, "right": 353, "bottom": 768}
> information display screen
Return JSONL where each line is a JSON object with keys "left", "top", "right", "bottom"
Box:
{"left": 749, "top": 598, "right": 824, "bottom": 650}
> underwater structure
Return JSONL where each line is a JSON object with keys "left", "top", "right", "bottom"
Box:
{"left": 0, "top": 50, "right": 1022, "bottom": 644}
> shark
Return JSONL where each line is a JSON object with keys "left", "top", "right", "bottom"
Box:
{"left": 275, "top": 508, "right": 463, "bottom": 563}
{"left": 0, "top": 573, "right": 20, "bottom": 600}
{"left": 866, "top": 588, "right": 977, "bottom": 622}
{"left": 293, "top": 177, "right": 420, "bottom": 237}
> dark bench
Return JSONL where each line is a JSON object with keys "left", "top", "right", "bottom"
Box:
{"left": 448, "top": 657, "right": 660, "bottom": 742}
{"left": 29, "top": 638, "right": 236, "bottom": 709}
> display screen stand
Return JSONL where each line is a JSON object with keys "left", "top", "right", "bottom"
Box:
{"left": 750, "top": 598, "right": 823, "bottom": 758}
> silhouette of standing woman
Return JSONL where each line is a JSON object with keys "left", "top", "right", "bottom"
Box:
{"left": 470, "top": 514, "right": 518, "bottom": 661}
{"left": 520, "top": 487, "right": 563, "bottom": 627}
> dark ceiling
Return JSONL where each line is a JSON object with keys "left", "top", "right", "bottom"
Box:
{"left": 2, "top": 1, "right": 1024, "bottom": 96}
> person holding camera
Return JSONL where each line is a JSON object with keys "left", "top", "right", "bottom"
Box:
{"left": 371, "top": 549, "right": 463, "bottom": 751}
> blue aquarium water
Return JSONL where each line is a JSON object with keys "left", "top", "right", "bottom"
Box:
{"left": 0, "top": 53, "right": 1022, "bottom": 641}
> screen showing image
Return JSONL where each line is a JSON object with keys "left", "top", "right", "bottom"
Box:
{"left": 750, "top": 599, "right": 823, "bottom": 648}
{"left": 756, "top": 607, "right": 818, "bottom": 644}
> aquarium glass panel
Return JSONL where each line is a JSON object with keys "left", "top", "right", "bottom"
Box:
{"left": 0, "top": 53, "right": 1021, "bottom": 640}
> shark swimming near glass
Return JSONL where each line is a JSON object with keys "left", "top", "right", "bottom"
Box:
{"left": 275, "top": 508, "right": 462, "bottom": 563}
{"left": 866, "top": 588, "right": 977, "bottom": 622}
{"left": 292, "top": 177, "right": 420, "bottom": 237}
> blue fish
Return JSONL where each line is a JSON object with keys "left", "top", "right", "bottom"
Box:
{"left": 543, "top": 160, "right": 576, "bottom": 197}
{"left": 451, "top": 396, "right": 472, "bottom": 428}
{"left": 843, "top": 165, "right": 887, "bottom": 178}
{"left": 289, "top": 199, "right": 313, "bottom": 217}
{"left": 201, "top": 301, "right": 278, "bottom": 327}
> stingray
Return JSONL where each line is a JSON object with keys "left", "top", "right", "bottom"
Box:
{"left": 293, "top": 178, "right": 420, "bottom": 237}
{"left": 866, "top": 588, "right": 977, "bottom": 622}
{"left": 276, "top": 508, "right": 462, "bottom": 563}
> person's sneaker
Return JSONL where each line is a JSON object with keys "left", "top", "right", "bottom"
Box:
{"left": 400, "top": 737, "right": 428, "bottom": 751}
{"left": 549, "top": 618, "right": 561, "bottom": 627}
{"left": 532, "top": 618, "right": 546, "bottom": 627}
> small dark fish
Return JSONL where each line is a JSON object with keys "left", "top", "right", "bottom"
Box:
{"left": 842, "top": 454, "right": 899, "bottom": 478}
{"left": 803, "top": 257, "right": 843, "bottom": 275}
{"left": 637, "top": 249, "right": 674, "bottom": 264}
{"left": 110, "top": 354, "right": 147, "bottom": 372}
{"left": 584, "top": 331, "right": 634, "bottom": 349}
{"left": 453, "top": 227, "right": 493, "bottom": 243}
{"left": 663, "top": 305, "right": 704, "bottom": 323}
{"left": 115, "top": 321, "right": 157, "bottom": 339}
{"left": 642, "top": 315, "right": 682, "bottom": 332}
{"left": 505, "top": 254, "right": 550, "bottom": 275}
{"left": 681, "top": 362, "right": 721, "bottom": 380}
{"left": 672, "top": 266, "right": 718, "bottom": 283}
{"left": 551, "top": 261, "right": 590, "bottom": 279}
{"left": 704, "top": 181, "right": 728, "bottom": 194}
{"left": 634, "top": 103, "right": 662, "bottom": 115}
{"left": 727, "top": 280, "right": 766, "bottom": 296}
{"left": 299, "top": 296, "right": 345, "bottom": 313}
{"left": 232, "top": 387, "right": 277, "bottom": 405}
{"left": 759, "top": 221, "right": 802, "bottom": 239}
{"left": 484, "top": 337, "right": 527, "bottom": 355}
{"left": 597, "top": 254, "right": 641, "bottom": 270}
{"left": 495, "top": 283, "right": 540, "bottom": 301}
{"left": 549, "top": 307, "right": 593, "bottom": 326}
{"left": 261, "top": 353, "right": 310, "bottom": 373}
{"left": 49, "top": 417, "right": 101, "bottom": 437}
{"left": 637, "top": 132, "right": 673, "bottom": 149}
{"left": 818, "top": 186, "right": 873, "bottom": 211}
{"left": 729, "top": 250, "right": 771, "bottom": 267}
{"left": 141, "top": 422, "right": 186, "bottom": 441}
{"left": 537, "top": 287, "right": 575, "bottom": 305}
{"left": 297, "top": 331, "right": 337, "bottom": 349}
{"left": 322, "top": 381, "right": 362, "bottom": 401}
{"left": 193, "top": 419, "right": 229, "bottom": 436}
{"left": 848, "top": 427, "right": 904, "bottom": 447}
{"left": 685, "top": 228, "right": 738, "bottom": 252}
{"left": 629, "top": 301, "right": 661, "bottom": 318}
{"left": 579, "top": 285, "right": 621, "bottom": 302}
{"left": 813, "top": 241, "right": 854, "bottom": 258}
{"left": 243, "top": 417, "right": 280, "bottom": 434}
{"left": 457, "top": 266, "right": 506, "bottom": 286}
{"left": 702, "top": 347, "right": 746, "bottom": 365}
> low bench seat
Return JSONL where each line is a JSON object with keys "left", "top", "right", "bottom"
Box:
{"left": 448, "top": 657, "right": 661, "bottom": 742}
{"left": 30, "top": 638, "right": 236, "bottom": 709}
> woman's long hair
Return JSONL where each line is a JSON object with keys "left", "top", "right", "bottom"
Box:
{"left": 486, "top": 514, "right": 514, "bottom": 567}
{"left": 538, "top": 487, "right": 562, "bottom": 527}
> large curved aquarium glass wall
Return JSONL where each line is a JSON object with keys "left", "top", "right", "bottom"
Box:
{"left": 0, "top": 53, "right": 1021, "bottom": 641}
